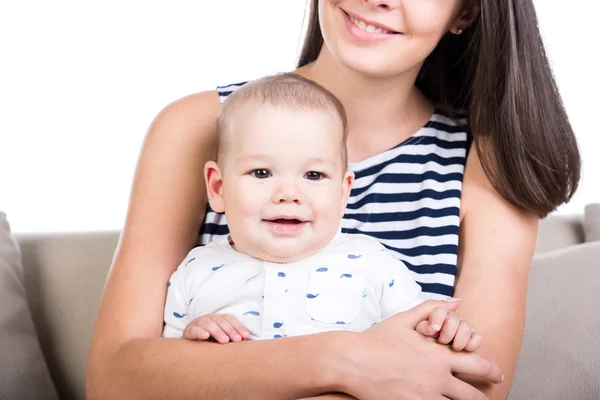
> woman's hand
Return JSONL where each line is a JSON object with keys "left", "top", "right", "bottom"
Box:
{"left": 341, "top": 300, "right": 503, "bottom": 400}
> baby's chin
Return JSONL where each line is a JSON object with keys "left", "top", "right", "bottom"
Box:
{"left": 243, "top": 243, "right": 325, "bottom": 264}
{"left": 252, "top": 247, "right": 317, "bottom": 264}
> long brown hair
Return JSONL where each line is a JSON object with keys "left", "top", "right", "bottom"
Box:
{"left": 298, "top": 0, "right": 580, "bottom": 218}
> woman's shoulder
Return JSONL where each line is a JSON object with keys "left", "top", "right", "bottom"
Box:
{"left": 141, "top": 90, "right": 223, "bottom": 153}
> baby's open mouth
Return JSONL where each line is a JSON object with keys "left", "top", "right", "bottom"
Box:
{"left": 267, "top": 218, "right": 304, "bottom": 225}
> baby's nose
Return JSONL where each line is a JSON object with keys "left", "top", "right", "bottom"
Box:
{"left": 272, "top": 182, "right": 302, "bottom": 204}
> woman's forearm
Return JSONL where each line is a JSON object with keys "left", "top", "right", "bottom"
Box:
{"left": 88, "top": 333, "right": 351, "bottom": 400}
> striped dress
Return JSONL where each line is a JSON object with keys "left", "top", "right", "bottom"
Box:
{"left": 199, "top": 81, "right": 471, "bottom": 300}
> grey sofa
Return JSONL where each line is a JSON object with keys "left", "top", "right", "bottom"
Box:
{"left": 2, "top": 210, "right": 599, "bottom": 399}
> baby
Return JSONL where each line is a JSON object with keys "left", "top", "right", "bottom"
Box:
{"left": 163, "top": 73, "right": 479, "bottom": 351}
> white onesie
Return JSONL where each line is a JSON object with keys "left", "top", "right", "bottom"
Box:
{"left": 163, "top": 231, "right": 424, "bottom": 340}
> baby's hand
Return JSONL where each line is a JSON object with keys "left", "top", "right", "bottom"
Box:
{"left": 415, "top": 306, "right": 482, "bottom": 352}
{"left": 182, "top": 314, "right": 250, "bottom": 343}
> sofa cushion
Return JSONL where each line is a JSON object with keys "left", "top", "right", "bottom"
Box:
{"left": 584, "top": 203, "right": 600, "bottom": 242}
{"left": 534, "top": 214, "right": 584, "bottom": 255}
{"left": 17, "top": 230, "right": 118, "bottom": 400}
{"left": 0, "top": 212, "right": 58, "bottom": 400}
{"left": 510, "top": 241, "right": 600, "bottom": 399}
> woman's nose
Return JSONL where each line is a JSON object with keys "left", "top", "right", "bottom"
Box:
{"left": 364, "top": 0, "right": 401, "bottom": 10}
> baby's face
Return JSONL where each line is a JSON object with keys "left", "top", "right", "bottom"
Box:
{"left": 207, "top": 103, "right": 353, "bottom": 263}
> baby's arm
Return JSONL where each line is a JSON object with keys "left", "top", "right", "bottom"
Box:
{"left": 378, "top": 250, "right": 481, "bottom": 352}
{"left": 163, "top": 249, "right": 250, "bottom": 343}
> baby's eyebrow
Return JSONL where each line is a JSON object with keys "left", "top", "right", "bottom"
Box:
{"left": 305, "top": 158, "right": 337, "bottom": 167}
{"left": 236, "top": 154, "right": 273, "bottom": 163}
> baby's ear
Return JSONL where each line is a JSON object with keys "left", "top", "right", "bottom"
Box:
{"left": 205, "top": 161, "right": 225, "bottom": 213}
{"left": 339, "top": 170, "right": 355, "bottom": 215}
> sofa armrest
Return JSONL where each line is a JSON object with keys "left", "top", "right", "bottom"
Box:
{"left": 15, "top": 231, "right": 119, "bottom": 400}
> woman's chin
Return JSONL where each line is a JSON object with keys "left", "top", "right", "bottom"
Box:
{"left": 333, "top": 47, "right": 402, "bottom": 79}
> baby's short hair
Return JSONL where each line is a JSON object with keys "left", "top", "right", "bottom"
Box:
{"left": 216, "top": 72, "right": 348, "bottom": 166}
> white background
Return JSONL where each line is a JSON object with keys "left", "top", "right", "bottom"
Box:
{"left": 1, "top": 1, "right": 598, "bottom": 233}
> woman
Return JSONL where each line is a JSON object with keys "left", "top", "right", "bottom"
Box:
{"left": 87, "top": 1, "right": 580, "bottom": 399}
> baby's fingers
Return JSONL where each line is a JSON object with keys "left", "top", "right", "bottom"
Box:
{"left": 465, "top": 332, "right": 482, "bottom": 352}
{"left": 451, "top": 320, "right": 474, "bottom": 351}
{"left": 223, "top": 315, "right": 250, "bottom": 340}
{"left": 182, "top": 322, "right": 210, "bottom": 341}
{"left": 429, "top": 306, "right": 449, "bottom": 334}
{"left": 438, "top": 311, "right": 461, "bottom": 345}
{"left": 211, "top": 315, "right": 245, "bottom": 342}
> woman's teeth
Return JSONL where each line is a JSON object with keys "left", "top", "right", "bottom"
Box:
{"left": 349, "top": 15, "right": 389, "bottom": 34}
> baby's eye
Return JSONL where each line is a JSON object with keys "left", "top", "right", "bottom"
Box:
{"left": 250, "top": 169, "right": 272, "bottom": 179}
{"left": 304, "top": 171, "right": 324, "bottom": 181}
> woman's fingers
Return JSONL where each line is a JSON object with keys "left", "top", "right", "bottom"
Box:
{"left": 450, "top": 352, "right": 504, "bottom": 384}
{"left": 443, "top": 376, "right": 490, "bottom": 400}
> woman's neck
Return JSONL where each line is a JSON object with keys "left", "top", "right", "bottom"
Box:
{"left": 295, "top": 47, "right": 435, "bottom": 161}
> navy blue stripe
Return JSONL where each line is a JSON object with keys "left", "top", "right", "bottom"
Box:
{"left": 346, "top": 189, "right": 461, "bottom": 209}
{"left": 383, "top": 243, "right": 458, "bottom": 257}
{"left": 219, "top": 90, "right": 233, "bottom": 97}
{"left": 217, "top": 81, "right": 248, "bottom": 90}
{"left": 417, "top": 282, "right": 454, "bottom": 297}
{"left": 200, "top": 223, "right": 230, "bottom": 236}
{"left": 353, "top": 154, "right": 465, "bottom": 179}
{"left": 342, "top": 225, "right": 458, "bottom": 240}
{"left": 351, "top": 171, "right": 462, "bottom": 195}
{"left": 404, "top": 135, "right": 467, "bottom": 149}
{"left": 423, "top": 121, "right": 468, "bottom": 134}
{"left": 401, "top": 260, "right": 456, "bottom": 275}
{"left": 344, "top": 207, "right": 459, "bottom": 223}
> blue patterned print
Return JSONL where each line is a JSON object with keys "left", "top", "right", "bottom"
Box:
{"left": 184, "top": 258, "right": 196, "bottom": 266}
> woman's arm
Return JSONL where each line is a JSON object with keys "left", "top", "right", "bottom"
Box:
{"left": 86, "top": 91, "right": 503, "bottom": 399}
{"left": 455, "top": 143, "right": 539, "bottom": 400}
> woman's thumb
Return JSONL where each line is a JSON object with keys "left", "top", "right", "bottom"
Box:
{"left": 405, "top": 298, "right": 461, "bottom": 328}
